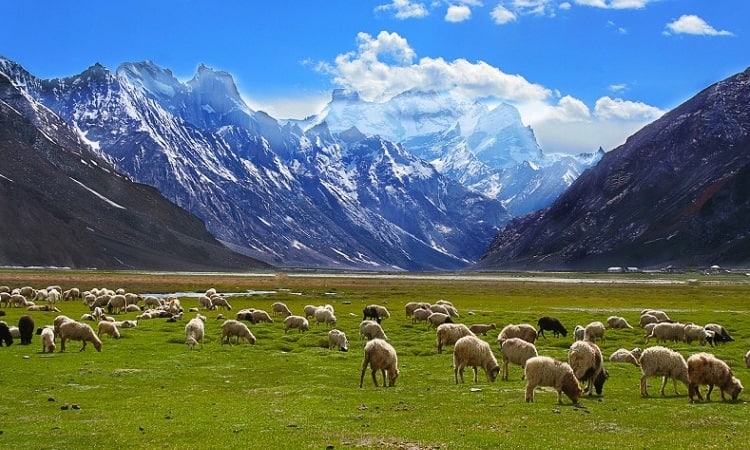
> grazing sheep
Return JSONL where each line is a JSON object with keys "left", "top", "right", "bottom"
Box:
{"left": 53, "top": 315, "right": 73, "bottom": 337}
{"left": 411, "top": 308, "right": 432, "bottom": 324}
{"left": 687, "top": 352, "right": 743, "bottom": 402}
{"left": 250, "top": 309, "right": 274, "bottom": 324}
{"left": 0, "top": 321, "right": 13, "bottom": 346}
{"left": 426, "top": 312, "right": 453, "bottom": 329}
{"left": 583, "top": 321, "right": 606, "bottom": 342}
{"left": 313, "top": 307, "right": 337, "bottom": 327}
{"left": 9, "top": 294, "right": 28, "bottom": 308}
{"left": 497, "top": 323, "right": 538, "bottom": 344}
{"left": 360, "top": 320, "right": 388, "bottom": 341}
{"left": 609, "top": 348, "right": 641, "bottom": 366}
{"left": 606, "top": 316, "right": 633, "bottom": 329}
{"left": 568, "top": 340, "right": 608, "bottom": 396}
{"left": 198, "top": 295, "right": 215, "bottom": 311}
{"left": 436, "top": 323, "right": 474, "bottom": 354}
{"left": 573, "top": 325, "right": 585, "bottom": 341}
{"left": 283, "top": 315, "right": 309, "bottom": 333}
{"left": 18, "top": 315, "right": 35, "bottom": 345}
{"left": 59, "top": 321, "right": 102, "bottom": 352}
{"left": 639, "top": 314, "right": 659, "bottom": 328}
{"left": 124, "top": 304, "right": 141, "bottom": 313}
{"left": 642, "top": 309, "right": 671, "bottom": 322}
{"left": 40, "top": 326, "right": 56, "bottom": 353}
{"left": 63, "top": 288, "right": 81, "bottom": 301}
{"left": 537, "top": 316, "right": 568, "bottom": 339}
{"left": 524, "top": 356, "right": 582, "bottom": 405}
{"left": 328, "top": 329, "right": 349, "bottom": 352}
{"left": 405, "top": 301, "right": 430, "bottom": 317}
{"left": 143, "top": 296, "right": 163, "bottom": 309}
{"left": 429, "top": 304, "right": 450, "bottom": 316}
{"left": 235, "top": 308, "right": 255, "bottom": 321}
{"left": 106, "top": 294, "right": 127, "bottom": 314}
{"left": 47, "top": 289, "right": 61, "bottom": 305}
{"left": 303, "top": 305, "right": 318, "bottom": 319}
{"left": 271, "top": 302, "right": 292, "bottom": 317}
{"left": 704, "top": 323, "right": 734, "bottom": 344}
{"left": 185, "top": 316, "right": 205, "bottom": 350}
{"left": 210, "top": 296, "right": 232, "bottom": 311}
{"left": 683, "top": 323, "right": 711, "bottom": 346}
{"left": 97, "top": 321, "right": 121, "bottom": 339}
{"left": 639, "top": 346, "right": 689, "bottom": 397}
{"left": 220, "top": 319, "right": 256, "bottom": 345}
{"left": 645, "top": 322, "right": 685, "bottom": 344}
{"left": 453, "top": 335, "right": 500, "bottom": 384}
{"left": 360, "top": 338, "right": 399, "bottom": 388}
{"left": 499, "top": 337, "right": 538, "bottom": 381}
{"left": 363, "top": 305, "right": 390, "bottom": 323}
{"left": 642, "top": 322, "right": 657, "bottom": 338}
{"left": 0, "top": 292, "right": 9, "bottom": 308}
{"left": 469, "top": 323, "right": 496, "bottom": 336}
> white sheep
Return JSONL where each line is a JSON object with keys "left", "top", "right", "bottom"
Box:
{"left": 328, "top": 329, "right": 349, "bottom": 352}
{"left": 97, "top": 321, "right": 121, "bottom": 339}
{"left": 642, "top": 309, "right": 671, "bottom": 322}
{"left": 220, "top": 319, "right": 256, "bottom": 345}
{"left": 683, "top": 323, "right": 710, "bottom": 346}
{"left": 47, "top": 289, "right": 61, "bottom": 305}
{"left": 429, "top": 304, "right": 450, "bottom": 315}
{"left": 40, "top": 326, "right": 56, "bottom": 353}
{"left": 573, "top": 325, "right": 585, "bottom": 341}
{"left": 639, "top": 313, "right": 658, "bottom": 328}
{"left": 210, "top": 296, "right": 232, "bottom": 311}
{"left": 313, "top": 307, "right": 337, "bottom": 327}
{"left": 53, "top": 315, "right": 74, "bottom": 337}
{"left": 107, "top": 294, "right": 127, "bottom": 314}
{"left": 251, "top": 309, "right": 274, "bottom": 324}
{"left": 114, "top": 320, "right": 138, "bottom": 329}
{"left": 360, "top": 320, "right": 388, "bottom": 341}
{"left": 469, "top": 323, "right": 496, "bottom": 336}
{"left": 497, "top": 323, "right": 538, "bottom": 344}
{"left": 639, "top": 346, "right": 689, "bottom": 397}
{"left": 411, "top": 308, "right": 432, "bottom": 324}
{"left": 271, "top": 302, "right": 292, "bottom": 317}
{"left": 523, "top": 356, "right": 582, "bottom": 405}
{"left": 59, "top": 321, "right": 102, "bottom": 352}
{"left": 609, "top": 348, "right": 640, "bottom": 366}
{"left": 499, "top": 337, "right": 538, "bottom": 381}
{"left": 436, "top": 323, "right": 474, "bottom": 354}
{"left": 426, "top": 312, "right": 452, "bottom": 329}
{"left": 568, "top": 340, "right": 607, "bottom": 396}
{"left": 583, "top": 321, "right": 605, "bottom": 342}
{"left": 303, "top": 305, "right": 318, "bottom": 319}
{"left": 363, "top": 304, "right": 390, "bottom": 322}
{"left": 687, "top": 352, "right": 743, "bottom": 402}
{"left": 143, "top": 296, "right": 163, "bottom": 309}
{"left": 645, "top": 322, "right": 685, "bottom": 344}
{"left": 198, "top": 295, "right": 215, "bottom": 311}
{"left": 283, "top": 315, "right": 309, "bottom": 333}
{"left": 405, "top": 301, "right": 430, "bottom": 317}
{"left": 704, "top": 323, "right": 734, "bottom": 343}
{"left": 359, "top": 338, "right": 399, "bottom": 388}
{"left": 606, "top": 316, "right": 633, "bottom": 329}
{"left": 185, "top": 316, "right": 205, "bottom": 350}
{"left": 452, "top": 335, "right": 500, "bottom": 384}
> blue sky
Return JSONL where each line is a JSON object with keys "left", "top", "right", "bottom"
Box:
{"left": 1, "top": 0, "right": 747, "bottom": 154}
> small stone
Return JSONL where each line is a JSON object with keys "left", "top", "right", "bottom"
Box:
{"left": 48, "top": 397, "right": 56, "bottom": 402}
{"left": 60, "top": 405, "right": 69, "bottom": 410}
{"left": 71, "top": 404, "right": 80, "bottom": 410}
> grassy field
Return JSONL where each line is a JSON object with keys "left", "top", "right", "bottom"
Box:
{"left": 1, "top": 269, "right": 749, "bottom": 449}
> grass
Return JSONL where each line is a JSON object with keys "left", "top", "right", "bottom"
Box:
{"left": 1, "top": 269, "right": 750, "bottom": 449}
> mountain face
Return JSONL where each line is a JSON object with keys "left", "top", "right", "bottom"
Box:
{"left": 307, "top": 89, "right": 601, "bottom": 216}
{"left": 1, "top": 57, "right": 509, "bottom": 270}
{"left": 477, "top": 67, "right": 750, "bottom": 270}
{"left": 0, "top": 70, "right": 269, "bottom": 271}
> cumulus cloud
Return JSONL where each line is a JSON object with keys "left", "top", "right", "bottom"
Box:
{"left": 490, "top": 4, "right": 517, "bottom": 24}
{"left": 593, "top": 96, "right": 664, "bottom": 121}
{"left": 374, "top": 0, "right": 429, "bottom": 19}
{"left": 445, "top": 4, "right": 473, "bottom": 22}
{"left": 664, "top": 15, "right": 734, "bottom": 37}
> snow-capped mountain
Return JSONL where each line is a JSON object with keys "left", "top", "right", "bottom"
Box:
{"left": 306, "top": 88, "right": 601, "bottom": 215}
{"left": 1, "top": 57, "right": 508, "bottom": 270}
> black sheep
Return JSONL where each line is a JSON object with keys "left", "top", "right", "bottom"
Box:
{"left": 362, "top": 306, "right": 382, "bottom": 323}
{"left": 18, "top": 315, "right": 35, "bottom": 345}
{"left": 0, "top": 321, "right": 13, "bottom": 346}
{"left": 537, "top": 316, "right": 568, "bottom": 339}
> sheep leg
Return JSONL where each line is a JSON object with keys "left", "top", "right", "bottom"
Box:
{"left": 372, "top": 369, "right": 382, "bottom": 387}
{"left": 60, "top": 337, "right": 66, "bottom": 352}
{"left": 556, "top": 389, "right": 564, "bottom": 405}
{"left": 502, "top": 361, "right": 509, "bottom": 381}
{"left": 525, "top": 384, "right": 535, "bottom": 402}
{"left": 472, "top": 366, "right": 479, "bottom": 383}
{"left": 359, "top": 366, "right": 367, "bottom": 388}
{"left": 640, "top": 375, "right": 649, "bottom": 397}
{"left": 80, "top": 340, "right": 87, "bottom": 352}
{"left": 706, "top": 384, "right": 715, "bottom": 401}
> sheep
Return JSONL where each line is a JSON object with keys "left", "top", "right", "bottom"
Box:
{"left": 573, "top": 325, "right": 585, "bottom": 341}
{"left": 97, "top": 321, "right": 121, "bottom": 339}
{"left": 360, "top": 320, "right": 388, "bottom": 341}
{"left": 40, "top": 326, "right": 56, "bottom": 353}
{"left": 124, "top": 304, "right": 141, "bottom": 313}
{"left": 124, "top": 293, "right": 141, "bottom": 306}
{"left": 427, "top": 312, "right": 453, "bottom": 329}
{"left": 429, "top": 304, "right": 450, "bottom": 316}
{"left": 639, "top": 313, "right": 659, "bottom": 328}
{"left": 537, "top": 316, "right": 567, "bottom": 339}
{"left": 524, "top": 356, "right": 582, "bottom": 405}
{"left": 250, "top": 309, "right": 274, "bottom": 324}
{"left": 17, "top": 315, "right": 35, "bottom": 345}
{"left": 405, "top": 301, "right": 430, "bottom": 317}
{"left": 328, "top": 329, "right": 349, "bottom": 352}
{"left": 234, "top": 308, "right": 255, "bottom": 321}
{"left": 687, "top": 352, "right": 743, "bottom": 402}
{"left": 59, "top": 321, "right": 102, "bottom": 352}
{"left": 198, "top": 295, "right": 215, "bottom": 311}
{"left": 609, "top": 348, "right": 641, "bottom": 366}
{"left": 704, "top": 323, "right": 734, "bottom": 344}
{"left": 220, "top": 319, "right": 256, "bottom": 345}
{"left": 583, "top": 321, "right": 605, "bottom": 342}
{"left": 411, "top": 308, "right": 432, "bottom": 324}
{"left": 271, "top": 302, "right": 292, "bottom": 317}
{"left": 106, "top": 294, "right": 127, "bottom": 314}
{"left": 114, "top": 320, "right": 138, "bottom": 329}
{"left": 313, "top": 307, "right": 337, "bottom": 327}
{"left": 53, "top": 315, "right": 73, "bottom": 337}
{"left": 9, "top": 294, "right": 28, "bottom": 308}
{"left": 47, "top": 289, "right": 61, "bottom": 305}
{"left": 645, "top": 322, "right": 685, "bottom": 344}
{"left": 436, "top": 323, "right": 474, "bottom": 354}
{"left": 210, "top": 296, "right": 232, "bottom": 311}
{"left": 27, "top": 304, "right": 60, "bottom": 312}
{"left": 0, "top": 321, "right": 13, "bottom": 346}
{"left": 499, "top": 337, "right": 538, "bottom": 381}
{"left": 497, "top": 323, "right": 537, "bottom": 344}
{"left": 642, "top": 309, "right": 671, "bottom": 322}
{"left": 283, "top": 315, "right": 309, "bottom": 333}
{"left": 746, "top": 350, "right": 750, "bottom": 369}
{"left": 452, "top": 335, "right": 500, "bottom": 384}
{"left": 303, "top": 305, "right": 318, "bottom": 319}
{"left": 167, "top": 297, "right": 183, "bottom": 314}
{"left": 185, "top": 316, "right": 205, "bottom": 350}
{"left": 468, "top": 323, "right": 496, "bottom": 336}
{"left": 642, "top": 322, "right": 657, "bottom": 338}
{"left": 0, "top": 292, "right": 9, "bottom": 308}
{"left": 683, "top": 323, "right": 711, "bottom": 346}
{"left": 363, "top": 305, "right": 390, "bottom": 323}
{"left": 63, "top": 288, "right": 81, "bottom": 301}
{"left": 359, "top": 338, "right": 399, "bottom": 388}
{"left": 638, "top": 346, "right": 689, "bottom": 397}
{"left": 143, "top": 296, "right": 163, "bottom": 309}
{"left": 568, "top": 340, "right": 608, "bottom": 396}
{"left": 606, "top": 316, "right": 633, "bottom": 329}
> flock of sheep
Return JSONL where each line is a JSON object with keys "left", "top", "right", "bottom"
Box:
{"left": 1, "top": 284, "right": 747, "bottom": 406}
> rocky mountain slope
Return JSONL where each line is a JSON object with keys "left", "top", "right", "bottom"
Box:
{"left": 477, "top": 67, "right": 750, "bottom": 270}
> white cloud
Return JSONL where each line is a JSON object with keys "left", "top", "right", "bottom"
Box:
{"left": 608, "top": 83, "right": 627, "bottom": 93}
{"left": 374, "top": 0, "right": 429, "bottom": 19}
{"left": 445, "top": 4, "right": 472, "bottom": 22}
{"left": 664, "top": 15, "right": 734, "bottom": 37}
{"left": 593, "top": 96, "right": 664, "bottom": 121}
{"left": 318, "top": 30, "right": 550, "bottom": 103}
{"left": 243, "top": 92, "right": 331, "bottom": 120}
{"left": 574, "top": 0, "right": 653, "bottom": 9}
{"left": 491, "top": 4, "right": 517, "bottom": 24}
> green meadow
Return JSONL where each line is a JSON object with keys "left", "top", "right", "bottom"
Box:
{"left": 1, "top": 270, "right": 749, "bottom": 449}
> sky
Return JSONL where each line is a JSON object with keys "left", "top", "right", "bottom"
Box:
{"left": 1, "top": 0, "right": 747, "bottom": 155}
